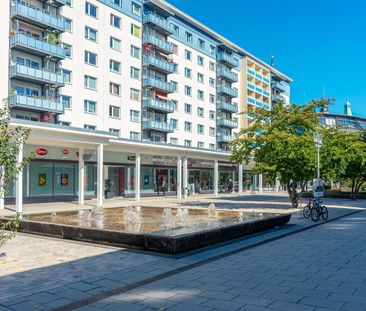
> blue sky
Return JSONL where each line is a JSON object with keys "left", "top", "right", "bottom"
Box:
{"left": 166, "top": 0, "right": 366, "bottom": 117}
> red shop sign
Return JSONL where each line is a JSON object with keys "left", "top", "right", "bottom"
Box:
{"left": 35, "top": 148, "right": 48, "bottom": 156}
{"left": 61, "top": 149, "right": 70, "bottom": 155}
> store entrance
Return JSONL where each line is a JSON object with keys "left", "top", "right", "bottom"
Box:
{"left": 107, "top": 167, "right": 126, "bottom": 197}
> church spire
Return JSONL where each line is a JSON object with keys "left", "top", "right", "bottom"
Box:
{"left": 344, "top": 96, "right": 352, "bottom": 116}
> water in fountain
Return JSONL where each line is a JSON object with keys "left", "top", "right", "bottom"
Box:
{"left": 51, "top": 211, "right": 57, "bottom": 218}
{"left": 238, "top": 211, "right": 245, "bottom": 222}
{"left": 176, "top": 208, "right": 189, "bottom": 222}
{"left": 162, "top": 208, "right": 175, "bottom": 228}
{"left": 208, "top": 203, "right": 216, "bottom": 217}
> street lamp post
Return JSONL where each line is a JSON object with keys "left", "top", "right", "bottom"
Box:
{"left": 313, "top": 133, "right": 323, "bottom": 189}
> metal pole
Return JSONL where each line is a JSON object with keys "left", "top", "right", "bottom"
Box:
{"left": 317, "top": 145, "right": 320, "bottom": 183}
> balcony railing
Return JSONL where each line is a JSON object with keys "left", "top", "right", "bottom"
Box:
{"left": 247, "top": 97, "right": 255, "bottom": 104}
{"left": 143, "top": 77, "right": 175, "bottom": 93}
{"left": 217, "top": 51, "right": 239, "bottom": 68}
{"left": 263, "top": 90, "right": 270, "bottom": 97}
{"left": 142, "top": 99, "right": 175, "bottom": 113}
{"left": 272, "top": 81, "right": 288, "bottom": 93}
{"left": 11, "top": 3, "right": 65, "bottom": 32}
{"left": 10, "top": 34, "right": 66, "bottom": 59}
{"left": 10, "top": 64, "right": 64, "bottom": 86}
{"left": 143, "top": 12, "right": 173, "bottom": 35}
{"left": 217, "top": 118, "right": 238, "bottom": 128}
{"left": 263, "top": 77, "right": 270, "bottom": 84}
{"left": 217, "top": 68, "right": 238, "bottom": 82}
{"left": 217, "top": 85, "right": 238, "bottom": 98}
{"left": 143, "top": 55, "right": 175, "bottom": 74}
{"left": 247, "top": 68, "right": 255, "bottom": 76}
{"left": 217, "top": 102, "right": 238, "bottom": 113}
{"left": 142, "top": 120, "right": 174, "bottom": 133}
{"left": 217, "top": 135, "right": 234, "bottom": 143}
{"left": 247, "top": 112, "right": 254, "bottom": 119}
{"left": 247, "top": 83, "right": 255, "bottom": 90}
{"left": 143, "top": 34, "right": 174, "bottom": 54}
{"left": 9, "top": 95, "right": 64, "bottom": 113}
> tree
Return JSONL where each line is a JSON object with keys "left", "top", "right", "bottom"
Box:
{"left": 321, "top": 128, "right": 366, "bottom": 200}
{"left": 230, "top": 99, "right": 329, "bottom": 208}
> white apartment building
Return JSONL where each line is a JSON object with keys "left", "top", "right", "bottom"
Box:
{"left": 0, "top": 0, "right": 292, "bottom": 208}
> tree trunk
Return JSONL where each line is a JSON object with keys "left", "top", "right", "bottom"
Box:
{"left": 286, "top": 179, "right": 298, "bottom": 208}
{"left": 351, "top": 179, "right": 356, "bottom": 200}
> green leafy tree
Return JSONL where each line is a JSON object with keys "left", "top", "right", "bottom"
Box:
{"left": 230, "top": 99, "right": 329, "bottom": 208}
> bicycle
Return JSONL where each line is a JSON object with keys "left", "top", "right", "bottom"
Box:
{"left": 310, "top": 198, "right": 328, "bottom": 222}
{"left": 303, "top": 197, "right": 314, "bottom": 219}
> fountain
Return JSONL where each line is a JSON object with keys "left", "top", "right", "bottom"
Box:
{"left": 238, "top": 211, "right": 245, "bottom": 222}
{"left": 176, "top": 208, "right": 189, "bottom": 222}
{"left": 208, "top": 203, "right": 216, "bottom": 217}
{"left": 162, "top": 208, "right": 175, "bottom": 228}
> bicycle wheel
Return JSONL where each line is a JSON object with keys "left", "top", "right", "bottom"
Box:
{"left": 303, "top": 204, "right": 311, "bottom": 219}
{"left": 321, "top": 206, "right": 328, "bottom": 220}
{"left": 310, "top": 207, "right": 320, "bottom": 222}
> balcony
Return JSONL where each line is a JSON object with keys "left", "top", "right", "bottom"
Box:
{"left": 143, "top": 77, "right": 175, "bottom": 94}
{"left": 217, "top": 85, "right": 238, "bottom": 98}
{"left": 247, "top": 97, "right": 255, "bottom": 105}
{"left": 53, "top": 0, "right": 66, "bottom": 5}
{"left": 143, "top": 12, "right": 173, "bottom": 35}
{"left": 10, "top": 34, "right": 66, "bottom": 59}
{"left": 217, "top": 135, "right": 234, "bottom": 143}
{"left": 142, "top": 120, "right": 174, "bottom": 133}
{"left": 143, "top": 55, "right": 175, "bottom": 74}
{"left": 217, "top": 118, "right": 238, "bottom": 128}
{"left": 11, "top": 3, "right": 65, "bottom": 32}
{"left": 10, "top": 64, "right": 64, "bottom": 86}
{"left": 217, "top": 51, "right": 239, "bottom": 68}
{"left": 247, "top": 83, "right": 255, "bottom": 90}
{"left": 247, "top": 112, "right": 254, "bottom": 119}
{"left": 247, "top": 68, "right": 255, "bottom": 76}
{"left": 217, "top": 102, "right": 238, "bottom": 113}
{"left": 9, "top": 95, "right": 64, "bottom": 114}
{"left": 255, "top": 87, "right": 263, "bottom": 94}
{"left": 143, "top": 34, "right": 174, "bottom": 54}
{"left": 263, "top": 90, "right": 270, "bottom": 97}
{"left": 217, "top": 68, "right": 238, "bottom": 83}
{"left": 272, "top": 81, "right": 288, "bottom": 93}
{"left": 263, "top": 77, "right": 270, "bottom": 84}
{"left": 142, "top": 99, "right": 175, "bottom": 113}
{"left": 272, "top": 94, "right": 286, "bottom": 103}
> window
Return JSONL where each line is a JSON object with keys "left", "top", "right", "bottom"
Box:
{"left": 185, "top": 86, "right": 192, "bottom": 97}
{"left": 173, "top": 44, "right": 179, "bottom": 55}
{"left": 209, "top": 78, "right": 215, "bottom": 88}
{"left": 197, "top": 142, "right": 204, "bottom": 149}
{"left": 185, "top": 140, "right": 192, "bottom": 147}
{"left": 132, "top": 3, "right": 141, "bottom": 15}
{"left": 197, "top": 90, "right": 204, "bottom": 100}
{"left": 197, "top": 107, "right": 204, "bottom": 117}
{"left": 109, "top": 82, "right": 120, "bottom": 96}
{"left": 85, "top": 26, "right": 97, "bottom": 41}
{"left": 171, "top": 81, "right": 178, "bottom": 92}
{"left": 197, "top": 55, "right": 204, "bottom": 66}
{"left": 197, "top": 73, "right": 204, "bottom": 83}
{"left": 130, "top": 88, "right": 140, "bottom": 101}
{"left": 170, "top": 137, "right": 178, "bottom": 145}
{"left": 110, "top": 36, "right": 121, "bottom": 51}
{"left": 197, "top": 124, "right": 204, "bottom": 134}
{"left": 184, "top": 68, "right": 192, "bottom": 79}
{"left": 84, "top": 124, "right": 96, "bottom": 130}
{"left": 172, "top": 100, "right": 178, "bottom": 111}
{"left": 184, "top": 103, "right": 191, "bottom": 114}
{"left": 61, "top": 95, "right": 71, "bottom": 109}
{"left": 110, "top": 14, "right": 121, "bottom": 28}
{"left": 130, "top": 132, "right": 140, "bottom": 140}
{"left": 210, "top": 45, "right": 215, "bottom": 55}
{"left": 209, "top": 127, "right": 215, "bottom": 136}
{"left": 130, "top": 67, "right": 140, "bottom": 80}
{"left": 185, "top": 32, "right": 192, "bottom": 43}
{"left": 65, "top": 0, "right": 72, "bottom": 6}
{"left": 109, "top": 105, "right": 120, "bottom": 118}
{"left": 84, "top": 100, "right": 96, "bottom": 113}
{"left": 112, "top": 0, "right": 121, "bottom": 6}
{"left": 62, "top": 69, "right": 72, "bottom": 84}
{"left": 85, "top": 2, "right": 98, "bottom": 18}
{"left": 173, "top": 25, "right": 179, "bottom": 36}
{"left": 209, "top": 110, "right": 215, "bottom": 120}
{"left": 198, "top": 39, "right": 205, "bottom": 49}
{"left": 209, "top": 143, "right": 215, "bottom": 150}
{"left": 130, "top": 110, "right": 140, "bottom": 122}
{"left": 184, "top": 122, "right": 192, "bottom": 132}
{"left": 185, "top": 50, "right": 191, "bottom": 61}
{"left": 209, "top": 94, "right": 215, "bottom": 104}
{"left": 64, "top": 43, "right": 72, "bottom": 57}
{"left": 85, "top": 51, "right": 97, "bottom": 65}
{"left": 130, "top": 45, "right": 140, "bottom": 58}
{"left": 84, "top": 75, "right": 97, "bottom": 89}
{"left": 109, "top": 128, "right": 120, "bottom": 135}
{"left": 131, "top": 24, "right": 141, "bottom": 37}
{"left": 109, "top": 59, "right": 121, "bottom": 73}
{"left": 209, "top": 61, "right": 215, "bottom": 71}
{"left": 59, "top": 121, "right": 71, "bottom": 126}
{"left": 171, "top": 119, "right": 178, "bottom": 129}
{"left": 172, "top": 63, "right": 178, "bottom": 73}
{"left": 64, "top": 18, "right": 72, "bottom": 32}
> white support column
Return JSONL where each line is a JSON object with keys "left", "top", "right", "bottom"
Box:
{"left": 182, "top": 157, "right": 188, "bottom": 198}
{"left": 15, "top": 143, "right": 23, "bottom": 213}
{"left": 0, "top": 166, "right": 5, "bottom": 210}
{"left": 78, "top": 147, "right": 85, "bottom": 206}
{"left": 96, "top": 144, "right": 104, "bottom": 208}
{"left": 177, "top": 156, "right": 182, "bottom": 199}
{"left": 238, "top": 164, "right": 243, "bottom": 194}
{"left": 275, "top": 177, "right": 280, "bottom": 192}
{"left": 214, "top": 160, "right": 219, "bottom": 197}
{"left": 135, "top": 153, "right": 141, "bottom": 201}
{"left": 259, "top": 174, "right": 263, "bottom": 194}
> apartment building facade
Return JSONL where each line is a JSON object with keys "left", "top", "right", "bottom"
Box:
{"left": 0, "top": 0, "right": 291, "bottom": 205}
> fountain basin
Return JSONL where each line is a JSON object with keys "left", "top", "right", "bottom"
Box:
{"left": 0, "top": 207, "right": 291, "bottom": 254}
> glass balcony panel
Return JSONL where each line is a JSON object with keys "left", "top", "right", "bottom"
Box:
{"left": 142, "top": 120, "right": 174, "bottom": 133}
{"left": 143, "top": 56, "right": 175, "bottom": 74}
{"left": 143, "top": 12, "right": 173, "bottom": 35}
{"left": 143, "top": 78, "right": 174, "bottom": 93}
{"left": 217, "top": 135, "right": 234, "bottom": 143}
{"left": 10, "top": 64, "right": 64, "bottom": 85}
{"left": 217, "top": 118, "right": 238, "bottom": 128}
{"left": 217, "top": 68, "right": 238, "bottom": 82}
{"left": 217, "top": 85, "right": 238, "bottom": 98}
{"left": 217, "top": 102, "right": 238, "bottom": 113}
{"left": 9, "top": 95, "right": 64, "bottom": 113}
{"left": 143, "top": 34, "right": 174, "bottom": 54}
{"left": 142, "top": 99, "right": 174, "bottom": 113}
{"left": 217, "top": 51, "right": 239, "bottom": 68}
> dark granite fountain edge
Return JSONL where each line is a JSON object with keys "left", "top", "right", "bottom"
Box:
{"left": 0, "top": 213, "right": 291, "bottom": 254}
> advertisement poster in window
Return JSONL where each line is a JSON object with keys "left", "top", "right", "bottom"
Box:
{"left": 61, "top": 174, "right": 69, "bottom": 186}
{"left": 38, "top": 173, "right": 47, "bottom": 186}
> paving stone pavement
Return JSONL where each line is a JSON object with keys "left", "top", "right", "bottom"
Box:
{"left": 0, "top": 196, "right": 365, "bottom": 311}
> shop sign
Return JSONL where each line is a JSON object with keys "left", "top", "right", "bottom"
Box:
{"left": 61, "top": 149, "right": 70, "bottom": 156}
{"left": 128, "top": 156, "right": 136, "bottom": 161}
{"left": 35, "top": 148, "right": 48, "bottom": 156}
